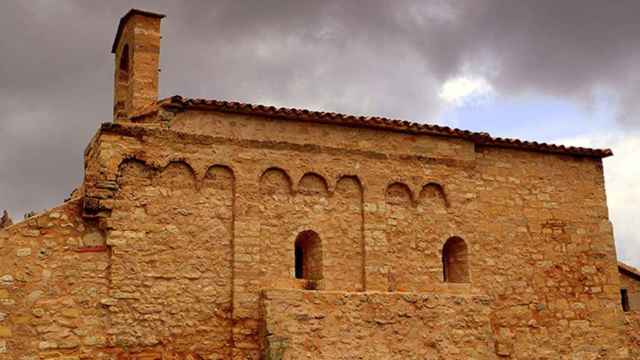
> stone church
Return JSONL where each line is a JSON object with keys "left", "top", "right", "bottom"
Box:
{"left": 1, "top": 9, "right": 639, "bottom": 360}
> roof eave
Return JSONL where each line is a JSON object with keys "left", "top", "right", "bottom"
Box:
{"left": 619, "top": 261, "right": 640, "bottom": 281}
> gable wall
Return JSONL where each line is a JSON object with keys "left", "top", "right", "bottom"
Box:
{"left": 0, "top": 200, "right": 112, "bottom": 359}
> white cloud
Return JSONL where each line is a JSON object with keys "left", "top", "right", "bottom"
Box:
{"left": 554, "top": 132, "right": 640, "bottom": 267}
{"left": 438, "top": 76, "right": 494, "bottom": 106}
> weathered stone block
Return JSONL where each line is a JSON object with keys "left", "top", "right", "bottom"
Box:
{"left": 16, "top": 248, "right": 31, "bottom": 257}
{"left": 0, "top": 326, "right": 12, "bottom": 337}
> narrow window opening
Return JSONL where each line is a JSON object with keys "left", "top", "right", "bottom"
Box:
{"left": 621, "top": 288, "right": 630, "bottom": 312}
{"left": 294, "top": 230, "right": 322, "bottom": 281}
{"left": 442, "top": 236, "right": 470, "bottom": 283}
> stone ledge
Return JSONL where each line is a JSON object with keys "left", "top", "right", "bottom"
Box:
{"left": 261, "top": 287, "right": 487, "bottom": 299}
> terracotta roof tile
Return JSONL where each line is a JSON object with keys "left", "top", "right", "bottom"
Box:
{"left": 158, "top": 95, "right": 613, "bottom": 158}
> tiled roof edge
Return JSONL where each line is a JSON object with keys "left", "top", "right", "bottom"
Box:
{"left": 619, "top": 261, "right": 640, "bottom": 281}
{"left": 160, "top": 95, "right": 613, "bottom": 158}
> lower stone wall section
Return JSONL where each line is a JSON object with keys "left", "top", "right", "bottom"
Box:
{"left": 261, "top": 289, "right": 495, "bottom": 359}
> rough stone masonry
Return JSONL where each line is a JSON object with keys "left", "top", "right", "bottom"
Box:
{"left": 1, "top": 8, "right": 639, "bottom": 360}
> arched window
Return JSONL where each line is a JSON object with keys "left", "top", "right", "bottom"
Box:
{"left": 294, "top": 230, "right": 323, "bottom": 281}
{"left": 442, "top": 236, "right": 469, "bottom": 283}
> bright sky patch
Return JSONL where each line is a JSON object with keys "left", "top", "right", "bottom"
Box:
{"left": 438, "top": 76, "right": 494, "bottom": 106}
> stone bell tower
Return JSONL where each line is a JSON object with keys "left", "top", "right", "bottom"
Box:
{"left": 112, "top": 9, "right": 164, "bottom": 121}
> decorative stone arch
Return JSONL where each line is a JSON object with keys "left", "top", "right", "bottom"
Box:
{"left": 334, "top": 175, "right": 363, "bottom": 196}
{"left": 260, "top": 167, "right": 293, "bottom": 195}
{"left": 385, "top": 182, "right": 414, "bottom": 206}
{"left": 419, "top": 182, "right": 448, "bottom": 208}
{"left": 117, "top": 158, "right": 155, "bottom": 185}
{"left": 294, "top": 230, "right": 323, "bottom": 281}
{"left": 204, "top": 165, "right": 235, "bottom": 190}
{"left": 298, "top": 172, "right": 329, "bottom": 196}
{"left": 442, "top": 236, "right": 470, "bottom": 283}
{"left": 155, "top": 161, "right": 197, "bottom": 188}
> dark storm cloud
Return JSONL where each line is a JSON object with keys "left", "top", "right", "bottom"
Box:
{"left": 1, "top": 0, "right": 639, "bottom": 219}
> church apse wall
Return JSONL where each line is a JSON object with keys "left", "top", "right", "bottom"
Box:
{"left": 0, "top": 112, "right": 631, "bottom": 358}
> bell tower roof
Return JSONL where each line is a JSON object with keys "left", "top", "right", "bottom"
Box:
{"left": 111, "top": 9, "right": 165, "bottom": 54}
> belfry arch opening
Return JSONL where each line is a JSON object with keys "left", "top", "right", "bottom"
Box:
{"left": 119, "top": 45, "right": 130, "bottom": 82}
{"left": 294, "top": 230, "right": 323, "bottom": 281}
{"left": 114, "top": 44, "right": 130, "bottom": 119}
{"left": 442, "top": 236, "right": 470, "bottom": 283}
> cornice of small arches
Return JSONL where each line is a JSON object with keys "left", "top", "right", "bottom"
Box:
{"left": 114, "top": 158, "right": 444, "bottom": 204}
{"left": 382, "top": 180, "right": 450, "bottom": 208}
{"left": 116, "top": 155, "right": 193, "bottom": 172}
{"left": 383, "top": 180, "right": 450, "bottom": 209}
{"left": 115, "top": 156, "right": 235, "bottom": 190}
{"left": 259, "top": 167, "right": 363, "bottom": 198}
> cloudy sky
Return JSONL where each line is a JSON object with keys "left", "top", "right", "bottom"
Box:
{"left": 1, "top": 1, "right": 638, "bottom": 266}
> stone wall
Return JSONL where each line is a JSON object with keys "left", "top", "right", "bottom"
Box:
{"left": 383, "top": 181, "right": 450, "bottom": 291}
{"left": 261, "top": 289, "right": 495, "bottom": 359}
{"left": 105, "top": 159, "right": 235, "bottom": 355}
{"left": 464, "top": 146, "right": 627, "bottom": 358}
{"left": 0, "top": 199, "right": 110, "bottom": 359}
{"left": 625, "top": 311, "right": 640, "bottom": 359}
